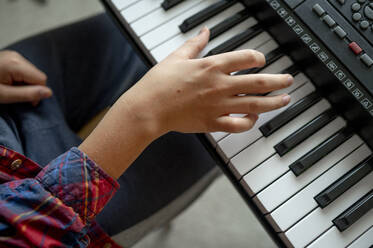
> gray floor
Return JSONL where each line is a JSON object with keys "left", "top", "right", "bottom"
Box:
{"left": 0, "top": 1, "right": 276, "bottom": 247}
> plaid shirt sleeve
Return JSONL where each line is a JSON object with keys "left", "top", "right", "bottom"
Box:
{"left": 0, "top": 146, "right": 120, "bottom": 248}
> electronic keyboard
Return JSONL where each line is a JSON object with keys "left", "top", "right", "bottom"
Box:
{"left": 100, "top": 0, "right": 373, "bottom": 247}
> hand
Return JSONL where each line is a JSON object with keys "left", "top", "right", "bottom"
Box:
{"left": 80, "top": 27, "right": 294, "bottom": 179}
{"left": 0, "top": 50, "right": 52, "bottom": 105}
{"left": 119, "top": 27, "right": 293, "bottom": 136}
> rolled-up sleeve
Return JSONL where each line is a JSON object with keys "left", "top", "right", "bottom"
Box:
{"left": 0, "top": 147, "right": 119, "bottom": 247}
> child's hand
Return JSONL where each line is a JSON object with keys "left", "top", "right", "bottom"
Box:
{"left": 119, "top": 27, "right": 293, "bottom": 136}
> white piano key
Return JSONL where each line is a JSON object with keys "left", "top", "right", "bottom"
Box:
{"left": 308, "top": 211, "right": 373, "bottom": 248}
{"left": 241, "top": 99, "right": 332, "bottom": 195}
{"left": 206, "top": 132, "right": 226, "bottom": 147}
{"left": 265, "top": 140, "right": 368, "bottom": 232}
{"left": 221, "top": 81, "right": 314, "bottom": 169}
{"left": 131, "top": 0, "right": 203, "bottom": 36}
{"left": 112, "top": 0, "right": 139, "bottom": 11}
{"left": 253, "top": 117, "right": 347, "bottom": 213}
{"left": 252, "top": 39, "right": 279, "bottom": 57}
{"left": 232, "top": 32, "right": 273, "bottom": 56}
{"left": 142, "top": 2, "right": 245, "bottom": 50}
{"left": 121, "top": 0, "right": 163, "bottom": 24}
{"left": 257, "top": 56, "right": 293, "bottom": 75}
{"left": 346, "top": 225, "right": 373, "bottom": 248}
{"left": 281, "top": 172, "right": 373, "bottom": 248}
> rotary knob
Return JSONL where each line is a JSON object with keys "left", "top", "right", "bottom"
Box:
{"left": 364, "top": 3, "right": 373, "bottom": 20}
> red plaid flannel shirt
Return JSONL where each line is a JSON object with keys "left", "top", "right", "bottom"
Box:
{"left": 0, "top": 146, "right": 122, "bottom": 247}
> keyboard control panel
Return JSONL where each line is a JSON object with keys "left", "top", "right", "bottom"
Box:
{"left": 267, "top": 0, "right": 373, "bottom": 118}
{"left": 329, "top": 0, "right": 373, "bottom": 46}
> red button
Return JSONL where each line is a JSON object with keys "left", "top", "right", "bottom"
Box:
{"left": 349, "top": 42, "right": 363, "bottom": 55}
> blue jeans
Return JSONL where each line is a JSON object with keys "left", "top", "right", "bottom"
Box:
{"left": 1, "top": 14, "right": 216, "bottom": 236}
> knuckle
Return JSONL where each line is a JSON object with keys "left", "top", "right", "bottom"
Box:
{"left": 245, "top": 50, "right": 257, "bottom": 62}
{"left": 7, "top": 56, "right": 22, "bottom": 67}
{"left": 201, "top": 58, "right": 222, "bottom": 72}
{"left": 199, "top": 59, "right": 213, "bottom": 70}
{"left": 245, "top": 49, "right": 265, "bottom": 67}
{"left": 248, "top": 100, "right": 260, "bottom": 112}
{"left": 255, "top": 77, "right": 268, "bottom": 88}
{"left": 188, "top": 38, "right": 204, "bottom": 51}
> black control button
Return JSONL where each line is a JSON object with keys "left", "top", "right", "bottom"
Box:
{"left": 312, "top": 4, "right": 325, "bottom": 16}
{"left": 360, "top": 20, "right": 370, "bottom": 29}
{"left": 352, "top": 3, "right": 361, "bottom": 12}
{"left": 334, "top": 26, "right": 347, "bottom": 39}
{"left": 364, "top": 5, "right": 373, "bottom": 20}
{"left": 361, "top": 54, "right": 373, "bottom": 67}
{"left": 353, "top": 13, "right": 362, "bottom": 22}
{"left": 357, "top": 0, "right": 366, "bottom": 3}
{"left": 337, "top": 0, "right": 345, "bottom": 5}
{"left": 323, "top": 15, "right": 336, "bottom": 27}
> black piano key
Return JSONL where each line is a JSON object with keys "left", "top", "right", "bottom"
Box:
{"left": 274, "top": 109, "right": 337, "bottom": 157}
{"left": 281, "top": 64, "right": 300, "bottom": 76}
{"left": 209, "top": 9, "right": 251, "bottom": 41}
{"left": 179, "top": 0, "right": 238, "bottom": 33}
{"left": 161, "top": 0, "right": 185, "bottom": 10}
{"left": 289, "top": 127, "right": 355, "bottom": 176}
{"left": 314, "top": 156, "right": 373, "bottom": 208}
{"left": 333, "top": 190, "right": 373, "bottom": 232}
{"left": 205, "top": 24, "right": 263, "bottom": 57}
{"left": 259, "top": 92, "right": 322, "bottom": 137}
{"left": 234, "top": 47, "right": 284, "bottom": 75}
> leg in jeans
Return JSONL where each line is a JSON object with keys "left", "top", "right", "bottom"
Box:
{"left": 1, "top": 13, "right": 217, "bottom": 241}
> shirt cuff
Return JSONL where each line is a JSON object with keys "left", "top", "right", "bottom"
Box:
{"left": 36, "top": 147, "right": 119, "bottom": 224}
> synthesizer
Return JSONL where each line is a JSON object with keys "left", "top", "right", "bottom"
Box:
{"left": 100, "top": 0, "right": 373, "bottom": 247}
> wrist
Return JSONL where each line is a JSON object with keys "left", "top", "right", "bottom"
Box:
{"left": 79, "top": 95, "right": 165, "bottom": 179}
{"left": 115, "top": 89, "right": 169, "bottom": 140}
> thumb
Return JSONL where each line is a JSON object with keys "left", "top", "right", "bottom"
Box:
{"left": 172, "top": 26, "right": 210, "bottom": 59}
{"left": 0, "top": 84, "right": 53, "bottom": 104}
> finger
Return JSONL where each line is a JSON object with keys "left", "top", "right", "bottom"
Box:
{"left": 225, "top": 94, "right": 291, "bottom": 114}
{"left": 205, "top": 49, "right": 265, "bottom": 74}
{"left": 171, "top": 26, "right": 210, "bottom": 59}
{"left": 7, "top": 53, "right": 47, "bottom": 85}
{"left": 227, "top": 74, "right": 293, "bottom": 95}
{"left": 0, "top": 84, "right": 52, "bottom": 104}
{"left": 215, "top": 114, "right": 258, "bottom": 133}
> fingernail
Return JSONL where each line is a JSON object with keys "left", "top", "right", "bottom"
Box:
{"left": 199, "top": 26, "right": 208, "bottom": 35}
{"left": 287, "top": 75, "right": 294, "bottom": 86}
{"left": 282, "top": 95, "right": 291, "bottom": 105}
{"left": 39, "top": 89, "right": 52, "bottom": 98}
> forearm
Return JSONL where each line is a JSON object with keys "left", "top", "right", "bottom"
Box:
{"left": 79, "top": 93, "right": 162, "bottom": 179}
